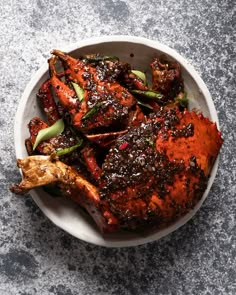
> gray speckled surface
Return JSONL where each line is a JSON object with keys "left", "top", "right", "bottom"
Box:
{"left": 0, "top": 0, "right": 235, "bottom": 294}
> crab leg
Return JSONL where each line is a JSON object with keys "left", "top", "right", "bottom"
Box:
{"left": 37, "top": 79, "right": 60, "bottom": 125}
{"left": 10, "top": 155, "right": 97, "bottom": 195}
{"left": 86, "top": 130, "right": 128, "bottom": 147}
{"left": 10, "top": 155, "right": 119, "bottom": 233}
{"left": 48, "top": 57, "right": 79, "bottom": 112}
{"left": 81, "top": 146, "right": 102, "bottom": 182}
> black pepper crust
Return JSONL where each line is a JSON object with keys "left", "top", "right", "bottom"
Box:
{"left": 99, "top": 108, "right": 208, "bottom": 230}
{"left": 17, "top": 51, "right": 223, "bottom": 234}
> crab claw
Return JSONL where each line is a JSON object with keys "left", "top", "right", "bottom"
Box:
{"left": 86, "top": 130, "right": 128, "bottom": 148}
{"left": 37, "top": 79, "right": 60, "bottom": 125}
{"left": 51, "top": 49, "right": 94, "bottom": 88}
{"left": 51, "top": 50, "right": 137, "bottom": 133}
{"left": 48, "top": 57, "right": 79, "bottom": 112}
{"left": 10, "top": 155, "right": 119, "bottom": 233}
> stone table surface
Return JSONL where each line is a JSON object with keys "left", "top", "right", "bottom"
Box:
{"left": 0, "top": 0, "right": 235, "bottom": 294}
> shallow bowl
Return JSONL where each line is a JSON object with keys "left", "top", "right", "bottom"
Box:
{"left": 14, "top": 36, "right": 220, "bottom": 247}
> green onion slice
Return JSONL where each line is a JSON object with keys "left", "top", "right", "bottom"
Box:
{"left": 82, "top": 103, "right": 101, "bottom": 120}
{"left": 177, "top": 92, "right": 188, "bottom": 108}
{"left": 55, "top": 140, "right": 83, "bottom": 157}
{"left": 130, "top": 90, "right": 164, "bottom": 101}
{"left": 33, "top": 119, "right": 65, "bottom": 150}
{"left": 137, "top": 100, "right": 153, "bottom": 110}
{"left": 131, "top": 70, "right": 147, "bottom": 85}
{"left": 81, "top": 55, "right": 119, "bottom": 62}
{"left": 71, "top": 82, "right": 84, "bottom": 102}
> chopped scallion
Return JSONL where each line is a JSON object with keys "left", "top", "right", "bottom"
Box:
{"left": 131, "top": 70, "right": 147, "bottom": 85}
{"left": 177, "top": 92, "right": 188, "bottom": 109}
{"left": 81, "top": 55, "right": 119, "bottom": 63}
{"left": 137, "top": 101, "right": 153, "bottom": 110}
{"left": 71, "top": 82, "right": 84, "bottom": 102}
{"left": 82, "top": 103, "right": 101, "bottom": 120}
{"left": 130, "top": 90, "right": 164, "bottom": 101}
{"left": 55, "top": 140, "right": 83, "bottom": 157}
{"left": 33, "top": 119, "right": 65, "bottom": 150}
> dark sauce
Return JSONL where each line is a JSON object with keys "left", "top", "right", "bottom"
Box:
{"left": 100, "top": 108, "right": 207, "bottom": 229}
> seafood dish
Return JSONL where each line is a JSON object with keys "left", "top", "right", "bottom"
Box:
{"left": 11, "top": 50, "right": 223, "bottom": 233}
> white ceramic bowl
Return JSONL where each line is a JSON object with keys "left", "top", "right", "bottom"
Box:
{"left": 14, "top": 36, "right": 220, "bottom": 247}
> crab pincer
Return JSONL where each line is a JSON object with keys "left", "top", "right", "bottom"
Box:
{"left": 37, "top": 79, "right": 60, "bottom": 125}
{"left": 50, "top": 50, "right": 137, "bottom": 133}
{"left": 48, "top": 57, "right": 79, "bottom": 113}
{"left": 51, "top": 49, "right": 97, "bottom": 88}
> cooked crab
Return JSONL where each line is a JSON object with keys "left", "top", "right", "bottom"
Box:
{"left": 151, "top": 57, "right": 184, "bottom": 105}
{"left": 49, "top": 51, "right": 138, "bottom": 133}
{"left": 11, "top": 51, "right": 223, "bottom": 233}
{"left": 11, "top": 107, "right": 223, "bottom": 233}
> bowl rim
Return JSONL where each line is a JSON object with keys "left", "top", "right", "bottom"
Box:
{"left": 14, "top": 35, "right": 220, "bottom": 247}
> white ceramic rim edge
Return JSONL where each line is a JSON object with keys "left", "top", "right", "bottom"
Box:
{"left": 14, "top": 35, "right": 220, "bottom": 247}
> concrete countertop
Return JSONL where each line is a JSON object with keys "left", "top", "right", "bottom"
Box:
{"left": 0, "top": 0, "right": 235, "bottom": 294}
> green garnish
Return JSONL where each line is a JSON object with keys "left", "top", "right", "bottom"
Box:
{"left": 33, "top": 119, "right": 65, "bottom": 150}
{"left": 137, "top": 100, "right": 153, "bottom": 110}
{"left": 177, "top": 92, "right": 188, "bottom": 109}
{"left": 131, "top": 70, "right": 147, "bottom": 85}
{"left": 55, "top": 140, "right": 83, "bottom": 157}
{"left": 81, "top": 55, "right": 119, "bottom": 63}
{"left": 82, "top": 103, "right": 101, "bottom": 120}
{"left": 130, "top": 90, "right": 164, "bottom": 101}
{"left": 71, "top": 82, "right": 84, "bottom": 102}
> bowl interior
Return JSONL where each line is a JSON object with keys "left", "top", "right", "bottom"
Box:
{"left": 15, "top": 37, "right": 219, "bottom": 247}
